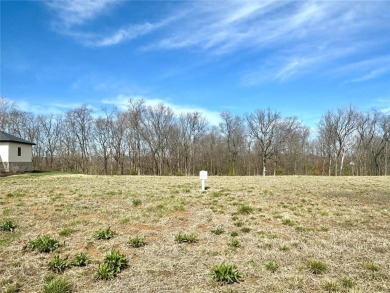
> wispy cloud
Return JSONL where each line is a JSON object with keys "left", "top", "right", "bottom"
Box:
{"left": 102, "top": 94, "right": 222, "bottom": 125}
{"left": 44, "top": 0, "right": 390, "bottom": 83}
{"left": 5, "top": 97, "right": 74, "bottom": 115}
{"left": 46, "top": 0, "right": 119, "bottom": 27}
{"left": 338, "top": 55, "right": 390, "bottom": 84}
{"left": 45, "top": 0, "right": 185, "bottom": 47}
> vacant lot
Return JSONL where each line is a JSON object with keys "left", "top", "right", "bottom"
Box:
{"left": 1, "top": 174, "right": 389, "bottom": 292}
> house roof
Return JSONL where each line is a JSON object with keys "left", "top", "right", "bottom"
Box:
{"left": 0, "top": 131, "right": 36, "bottom": 145}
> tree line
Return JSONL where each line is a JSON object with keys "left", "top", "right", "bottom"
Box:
{"left": 1, "top": 97, "right": 389, "bottom": 176}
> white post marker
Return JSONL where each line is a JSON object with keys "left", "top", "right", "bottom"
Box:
{"left": 199, "top": 170, "right": 208, "bottom": 191}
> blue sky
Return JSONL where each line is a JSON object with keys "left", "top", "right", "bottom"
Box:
{"left": 1, "top": 0, "right": 390, "bottom": 128}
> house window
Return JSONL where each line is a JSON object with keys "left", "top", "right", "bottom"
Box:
{"left": 18, "top": 147, "right": 21, "bottom": 156}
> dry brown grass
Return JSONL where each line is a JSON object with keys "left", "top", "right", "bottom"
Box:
{"left": 0, "top": 173, "right": 389, "bottom": 292}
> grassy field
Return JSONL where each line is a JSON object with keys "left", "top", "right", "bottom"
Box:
{"left": 1, "top": 173, "right": 389, "bottom": 293}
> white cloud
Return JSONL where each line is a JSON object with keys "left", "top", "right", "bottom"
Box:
{"left": 46, "top": 0, "right": 119, "bottom": 27}
{"left": 347, "top": 67, "right": 390, "bottom": 84}
{"left": 92, "top": 23, "right": 155, "bottom": 47}
{"left": 4, "top": 98, "right": 67, "bottom": 115}
{"left": 153, "top": 0, "right": 389, "bottom": 83}
{"left": 338, "top": 55, "right": 390, "bottom": 84}
{"left": 102, "top": 95, "right": 222, "bottom": 125}
{"left": 44, "top": 0, "right": 390, "bottom": 84}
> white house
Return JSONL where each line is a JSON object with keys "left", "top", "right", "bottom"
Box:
{"left": 0, "top": 131, "right": 35, "bottom": 173}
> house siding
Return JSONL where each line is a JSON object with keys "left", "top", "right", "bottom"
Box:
{"left": 8, "top": 142, "right": 32, "bottom": 162}
{"left": 0, "top": 143, "right": 9, "bottom": 162}
{"left": 0, "top": 142, "right": 34, "bottom": 173}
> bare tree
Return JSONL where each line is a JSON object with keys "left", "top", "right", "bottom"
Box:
{"left": 94, "top": 110, "right": 114, "bottom": 175}
{"left": 246, "top": 108, "right": 281, "bottom": 176}
{"left": 219, "top": 112, "right": 245, "bottom": 175}
{"left": 66, "top": 105, "right": 93, "bottom": 173}
{"left": 284, "top": 124, "right": 310, "bottom": 175}
{"left": 38, "top": 114, "right": 62, "bottom": 169}
{"left": 379, "top": 112, "right": 390, "bottom": 176}
{"left": 140, "top": 104, "right": 174, "bottom": 175}
{"left": 179, "top": 112, "right": 208, "bottom": 175}
{"left": 355, "top": 111, "right": 379, "bottom": 175}
{"left": 0, "top": 97, "right": 15, "bottom": 131}
{"left": 127, "top": 99, "right": 146, "bottom": 175}
{"left": 318, "top": 106, "right": 358, "bottom": 175}
{"left": 271, "top": 116, "right": 301, "bottom": 175}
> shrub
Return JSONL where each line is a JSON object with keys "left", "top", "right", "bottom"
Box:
{"left": 175, "top": 233, "right": 198, "bottom": 243}
{"left": 307, "top": 260, "right": 327, "bottom": 274}
{"left": 48, "top": 256, "right": 69, "bottom": 273}
{"left": 265, "top": 260, "right": 278, "bottom": 272}
{"left": 72, "top": 252, "right": 89, "bottom": 267}
{"left": 211, "top": 263, "right": 242, "bottom": 284}
{"left": 0, "top": 219, "right": 17, "bottom": 232}
{"left": 94, "top": 227, "right": 115, "bottom": 240}
{"left": 43, "top": 275, "right": 72, "bottom": 293}
{"left": 29, "top": 235, "right": 60, "bottom": 253}
{"left": 128, "top": 236, "right": 146, "bottom": 248}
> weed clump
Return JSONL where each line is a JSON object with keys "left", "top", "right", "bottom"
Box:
{"left": 59, "top": 228, "right": 76, "bottom": 237}
{"left": 211, "top": 227, "right": 225, "bottom": 235}
{"left": 230, "top": 231, "right": 239, "bottom": 237}
{"left": 238, "top": 205, "right": 254, "bottom": 214}
{"left": 3, "top": 281, "right": 21, "bottom": 293}
{"left": 128, "top": 236, "right": 146, "bottom": 248}
{"left": 339, "top": 277, "right": 355, "bottom": 289}
{"left": 175, "top": 233, "right": 198, "bottom": 243}
{"left": 362, "top": 261, "right": 380, "bottom": 272}
{"left": 228, "top": 237, "right": 240, "bottom": 248}
{"left": 323, "top": 280, "right": 339, "bottom": 292}
{"left": 48, "top": 256, "right": 69, "bottom": 273}
{"left": 132, "top": 199, "right": 142, "bottom": 206}
{"left": 307, "top": 260, "right": 327, "bottom": 274}
{"left": 43, "top": 275, "right": 72, "bottom": 293}
{"left": 0, "top": 219, "right": 17, "bottom": 232}
{"left": 211, "top": 263, "right": 242, "bottom": 284}
{"left": 265, "top": 260, "right": 278, "bottom": 272}
{"left": 96, "top": 250, "right": 128, "bottom": 280}
{"left": 29, "top": 235, "right": 60, "bottom": 253}
{"left": 282, "top": 218, "right": 295, "bottom": 226}
{"left": 241, "top": 227, "right": 251, "bottom": 233}
{"left": 96, "top": 263, "right": 115, "bottom": 280}
{"left": 94, "top": 227, "right": 115, "bottom": 240}
{"left": 71, "top": 252, "right": 89, "bottom": 267}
